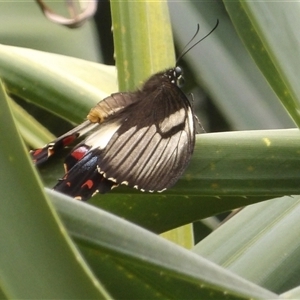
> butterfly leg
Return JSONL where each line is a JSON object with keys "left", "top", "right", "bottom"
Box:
{"left": 188, "top": 93, "right": 205, "bottom": 134}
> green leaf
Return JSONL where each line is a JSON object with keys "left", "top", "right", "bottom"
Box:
{"left": 0, "top": 45, "right": 117, "bottom": 124}
{"left": 9, "top": 98, "right": 55, "bottom": 147}
{"left": 281, "top": 286, "right": 300, "bottom": 299}
{"left": 193, "top": 196, "right": 300, "bottom": 294}
{"left": 0, "top": 82, "right": 109, "bottom": 299}
{"left": 89, "top": 128, "right": 300, "bottom": 232}
{"left": 224, "top": 1, "right": 300, "bottom": 127}
{"left": 169, "top": 1, "right": 294, "bottom": 130}
{"left": 111, "top": 0, "right": 175, "bottom": 90}
{"left": 49, "top": 190, "right": 278, "bottom": 300}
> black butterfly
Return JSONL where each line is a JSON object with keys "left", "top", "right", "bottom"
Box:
{"left": 31, "top": 21, "right": 218, "bottom": 201}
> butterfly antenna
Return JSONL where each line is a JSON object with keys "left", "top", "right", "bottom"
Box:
{"left": 176, "top": 19, "right": 219, "bottom": 64}
{"left": 176, "top": 23, "right": 200, "bottom": 62}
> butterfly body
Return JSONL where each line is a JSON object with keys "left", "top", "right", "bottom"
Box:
{"left": 31, "top": 67, "right": 197, "bottom": 200}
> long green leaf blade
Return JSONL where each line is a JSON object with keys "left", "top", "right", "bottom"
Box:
{"left": 169, "top": 1, "right": 294, "bottom": 130}
{"left": 111, "top": 0, "right": 175, "bottom": 90}
{"left": 224, "top": 1, "right": 300, "bottom": 127}
{"left": 0, "top": 82, "right": 109, "bottom": 299}
{"left": 193, "top": 196, "right": 300, "bottom": 294}
{"left": 49, "top": 190, "right": 278, "bottom": 300}
{"left": 0, "top": 45, "right": 117, "bottom": 123}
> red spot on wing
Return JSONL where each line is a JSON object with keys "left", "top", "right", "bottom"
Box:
{"left": 64, "top": 145, "right": 90, "bottom": 172}
{"left": 32, "top": 149, "right": 43, "bottom": 157}
{"left": 30, "top": 147, "right": 51, "bottom": 164}
{"left": 71, "top": 146, "right": 89, "bottom": 161}
{"left": 81, "top": 180, "right": 94, "bottom": 189}
{"left": 62, "top": 134, "right": 78, "bottom": 146}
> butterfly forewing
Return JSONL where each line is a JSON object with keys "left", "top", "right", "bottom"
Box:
{"left": 31, "top": 92, "right": 139, "bottom": 166}
{"left": 30, "top": 120, "right": 97, "bottom": 165}
{"left": 81, "top": 72, "right": 195, "bottom": 192}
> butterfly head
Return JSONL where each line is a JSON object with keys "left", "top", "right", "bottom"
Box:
{"left": 166, "top": 66, "right": 184, "bottom": 88}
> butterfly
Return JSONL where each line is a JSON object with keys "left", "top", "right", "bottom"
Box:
{"left": 31, "top": 21, "right": 218, "bottom": 201}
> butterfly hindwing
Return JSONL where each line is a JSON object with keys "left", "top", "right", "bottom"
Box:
{"left": 54, "top": 149, "right": 116, "bottom": 200}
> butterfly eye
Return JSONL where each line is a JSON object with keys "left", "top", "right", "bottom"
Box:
{"left": 174, "top": 66, "right": 182, "bottom": 78}
{"left": 173, "top": 67, "right": 184, "bottom": 87}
